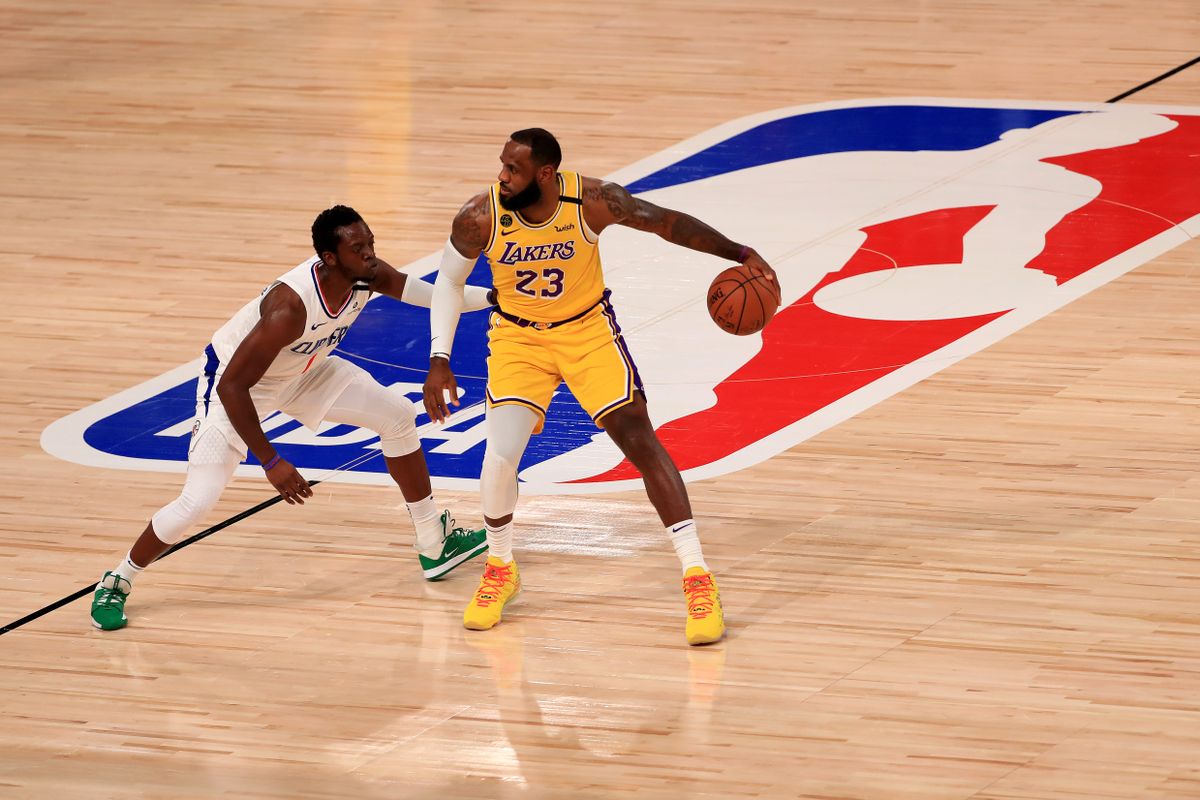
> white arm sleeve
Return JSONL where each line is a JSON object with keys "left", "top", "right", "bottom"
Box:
{"left": 463, "top": 284, "right": 493, "bottom": 312}
{"left": 430, "top": 238, "right": 476, "bottom": 359}
{"left": 400, "top": 274, "right": 434, "bottom": 307}
{"left": 401, "top": 276, "right": 491, "bottom": 311}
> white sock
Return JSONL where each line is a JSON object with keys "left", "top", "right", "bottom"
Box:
{"left": 486, "top": 522, "right": 514, "bottom": 563}
{"left": 406, "top": 494, "right": 445, "bottom": 557}
{"left": 667, "top": 519, "right": 707, "bottom": 573}
{"left": 112, "top": 552, "right": 145, "bottom": 585}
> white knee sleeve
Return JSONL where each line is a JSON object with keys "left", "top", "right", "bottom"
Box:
{"left": 324, "top": 377, "right": 420, "bottom": 457}
{"left": 151, "top": 455, "right": 238, "bottom": 544}
{"left": 481, "top": 448, "right": 519, "bottom": 520}
{"left": 480, "top": 404, "right": 538, "bottom": 519}
{"left": 375, "top": 395, "right": 419, "bottom": 457}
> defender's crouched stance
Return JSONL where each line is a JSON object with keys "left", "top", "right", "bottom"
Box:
{"left": 92, "top": 206, "right": 493, "bottom": 630}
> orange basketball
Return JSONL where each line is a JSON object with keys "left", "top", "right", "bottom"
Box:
{"left": 706, "top": 264, "right": 779, "bottom": 335}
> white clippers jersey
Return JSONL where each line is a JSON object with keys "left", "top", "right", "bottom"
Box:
{"left": 209, "top": 256, "right": 372, "bottom": 383}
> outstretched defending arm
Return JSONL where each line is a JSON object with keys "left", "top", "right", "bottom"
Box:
{"left": 356, "top": 258, "right": 491, "bottom": 310}
{"left": 402, "top": 273, "right": 492, "bottom": 311}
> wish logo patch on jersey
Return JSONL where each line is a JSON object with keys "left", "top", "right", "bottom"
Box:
{"left": 42, "top": 98, "right": 1200, "bottom": 494}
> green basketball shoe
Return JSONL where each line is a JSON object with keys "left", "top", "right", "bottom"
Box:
{"left": 91, "top": 571, "right": 131, "bottom": 631}
{"left": 418, "top": 511, "right": 489, "bottom": 580}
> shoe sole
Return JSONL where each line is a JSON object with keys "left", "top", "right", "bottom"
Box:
{"left": 687, "top": 632, "right": 725, "bottom": 646}
{"left": 687, "top": 618, "right": 726, "bottom": 646}
{"left": 91, "top": 615, "right": 127, "bottom": 631}
{"left": 423, "top": 540, "right": 489, "bottom": 580}
{"left": 463, "top": 618, "right": 497, "bottom": 631}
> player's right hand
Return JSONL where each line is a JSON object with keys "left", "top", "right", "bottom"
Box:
{"left": 266, "top": 459, "right": 312, "bottom": 505}
{"left": 423, "top": 358, "right": 460, "bottom": 423}
{"left": 742, "top": 248, "right": 782, "bottom": 305}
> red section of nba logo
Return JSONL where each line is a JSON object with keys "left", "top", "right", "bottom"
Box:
{"left": 579, "top": 114, "right": 1200, "bottom": 483}
{"left": 582, "top": 205, "right": 1003, "bottom": 481}
{"left": 1028, "top": 114, "right": 1200, "bottom": 284}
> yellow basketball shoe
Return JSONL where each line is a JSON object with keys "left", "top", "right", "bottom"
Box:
{"left": 683, "top": 567, "right": 725, "bottom": 645}
{"left": 463, "top": 556, "right": 521, "bottom": 631}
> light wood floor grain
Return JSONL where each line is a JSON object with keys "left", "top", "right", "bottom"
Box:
{"left": 1, "top": 2, "right": 1198, "bottom": 798}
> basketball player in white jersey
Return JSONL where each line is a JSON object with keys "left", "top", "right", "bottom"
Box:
{"left": 91, "top": 206, "right": 494, "bottom": 631}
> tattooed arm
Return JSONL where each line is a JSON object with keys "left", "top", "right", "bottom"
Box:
{"left": 580, "top": 177, "right": 781, "bottom": 302}
{"left": 450, "top": 191, "right": 494, "bottom": 259}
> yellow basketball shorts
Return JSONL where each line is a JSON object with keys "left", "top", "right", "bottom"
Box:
{"left": 485, "top": 292, "right": 644, "bottom": 434}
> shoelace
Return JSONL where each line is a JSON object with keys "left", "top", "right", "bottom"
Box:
{"left": 683, "top": 574, "right": 716, "bottom": 619}
{"left": 96, "top": 591, "right": 125, "bottom": 607}
{"left": 440, "top": 515, "right": 477, "bottom": 543}
{"left": 474, "top": 563, "right": 514, "bottom": 607}
{"left": 96, "top": 581, "right": 129, "bottom": 606}
{"left": 447, "top": 525, "right": 476, "bottom": 542}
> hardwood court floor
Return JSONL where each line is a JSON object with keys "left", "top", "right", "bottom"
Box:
{"left": 1, "top": 2, "right": 1198, "bottom": 798}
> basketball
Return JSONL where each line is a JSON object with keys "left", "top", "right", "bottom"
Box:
{"left": 706, "top": 264, "right": 779, "bottom": 335}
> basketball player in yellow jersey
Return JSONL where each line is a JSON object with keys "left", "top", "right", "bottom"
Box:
{"left": 423, "top": 128, "right": 781, "bottom": 645}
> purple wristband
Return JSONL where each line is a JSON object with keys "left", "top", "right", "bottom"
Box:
{"left": 263, "top": 454, "right": 281, "bottom": 471}
{"left": 737, "top": 244, "right": 750, "bottom": 263}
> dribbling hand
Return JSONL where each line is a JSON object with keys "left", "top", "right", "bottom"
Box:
{"left": 741, "top": 248, "right": 782, "bottom": 306}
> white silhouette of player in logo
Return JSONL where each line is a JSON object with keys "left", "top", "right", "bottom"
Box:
{"left": 519, "top": 107, "right": 1177, "bottom": 487}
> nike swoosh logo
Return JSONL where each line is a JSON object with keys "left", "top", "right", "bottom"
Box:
{"left": 671, "top": 523, "right": 693, "bottom": 533}
{"left": 501, "top": 229, "right": 517, "bottom": 236}
{"left": 311, "top": 322, "right": 328, "bottom": 330}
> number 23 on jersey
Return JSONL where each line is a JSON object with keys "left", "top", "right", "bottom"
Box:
{"left": 514, "top": 267, "right": 566, "bottom": 298}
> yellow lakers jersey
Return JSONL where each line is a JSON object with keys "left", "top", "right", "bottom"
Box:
{"left": 484, "top": 170, "right": 604, "bottom": 321}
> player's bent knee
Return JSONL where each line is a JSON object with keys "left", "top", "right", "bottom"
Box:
{"left": 150, "top": 483, "right": 224, "bottom": 544}
{"left": 482, "top": 448, "right": 517, "bottom": 481}
{"left": 149, "top": 457, "right": 234, "bottom": 544}
{"left": 605, "top": 415, "right": 660, "bottom": 461}
{"left": 376, "top": 389, "right": 421, "bottom": 457}
{"left": 378, "top": 420, "right": 420, "bottom": 458}
{"left": 598, "top": 401, "right": 650, "bottom": 438}
{"left": 481, "top": 448, "right": 519, "bottom": 519}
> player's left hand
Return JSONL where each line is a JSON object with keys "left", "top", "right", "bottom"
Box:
{"left": 742, "top": 248, "right": 782, "bottom": 305}
{"left": 423, "top": 358, "right": 460, "bottom": 423}
{"left": 265, "top": 459, "right": 313, "bottom": 505}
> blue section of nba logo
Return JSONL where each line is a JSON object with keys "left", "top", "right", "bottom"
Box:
{"left": 627, "top": 105, "right": 1077, "bottom": 193}
{"left": 84, "top": 381, "right": 198, "bottom": 456}
{"left": 77, "top": 103, "right": 1084, "bottom": 481}
{"left": 331, "top": 257, "right": 600, "bottom": 477}
{"left": 80, "top": 256, "right": 599, "bottom": 478}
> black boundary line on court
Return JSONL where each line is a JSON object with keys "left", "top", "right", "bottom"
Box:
{"left": 0, "top": 480, "right": 322, "bottom": 635}
{"left": 1107, "top": 55, "right": 1199, "bottom": 103}
{"left": 4, "top": 55, "right": 1200, "bottom": 638}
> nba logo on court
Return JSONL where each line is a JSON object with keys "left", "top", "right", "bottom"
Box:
{"left": 41, "top": 98, "right": 1200, "bottom": 494}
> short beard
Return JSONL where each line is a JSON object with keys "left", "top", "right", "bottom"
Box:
{"left": 498, "top": 180, "right": 542, "bottom": 211}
